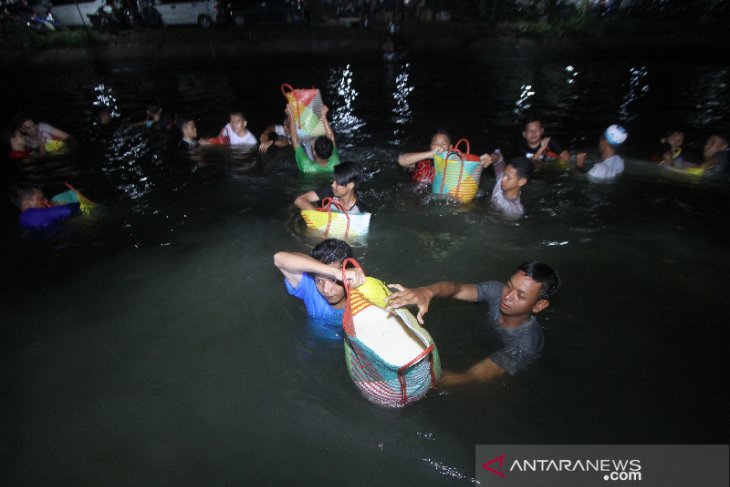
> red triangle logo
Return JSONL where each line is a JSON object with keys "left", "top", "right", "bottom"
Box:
{"left": 482, "top": 453, "right": 506, "bottom": 478}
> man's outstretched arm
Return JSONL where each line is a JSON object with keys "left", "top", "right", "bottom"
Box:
{"left": 385, "top": 281, "right": 478, "bottom": 324}
{"left": 439, "top": 358, "right": 506, "bottom": 387}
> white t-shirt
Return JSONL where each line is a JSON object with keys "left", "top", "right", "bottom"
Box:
{"left": 588, "top": 154, "right": 624, "bottom": 180}
{"left": 220, "top": 123, "right": 257, "bottom": 145}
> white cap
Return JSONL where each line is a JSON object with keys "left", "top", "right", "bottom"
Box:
{"left": 604, "top": 124, "right": 628, "bottom": 146}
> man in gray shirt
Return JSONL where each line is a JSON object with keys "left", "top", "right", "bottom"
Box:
{"left": 386, "top": 261, "right": 560, "bottom": 386}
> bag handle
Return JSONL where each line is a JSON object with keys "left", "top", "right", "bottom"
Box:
{"left": 396, "top": 343, "right": 436, "bottom": 405}
{"left": 280, "top": 83, "right": 294, "bottom": 96}
{"left": 319, "top": 197, "right": 351, "bottom": 239}
{"left": 438, "top": 150, "right": 466, "bottom": 198}
{"left": 341, "top": 256, "right": 362, "bottom": 337}
{"left": 453, "top": 138, "right": 471, "bottom": 155}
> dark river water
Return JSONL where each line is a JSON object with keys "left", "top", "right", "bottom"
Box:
{"left": 1, "top": 47, "right": 729, "bottom": 485}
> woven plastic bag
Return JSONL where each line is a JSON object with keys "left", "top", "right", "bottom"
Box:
{"left": 281, "top": 83, "right": 327, "bottom": 139}
{"left": 301, "top": 197, "right": 371, "bottom": 239}
{"left": 341, "top": 259, "right": 441, "bottom": 407}
{"left": 50, "top": 182, "right": 97, "bottom": 216}
{"left": 432, "top": 138, "right": 483, "bottom": 203}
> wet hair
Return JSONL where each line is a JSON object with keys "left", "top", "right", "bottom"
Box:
{"left": 523, "top": 117, "right": 543, "bottom": 130}
{"left": 517, "top": 261, "right": 561, "bottom": 300}
{"left": 176, "top": 115, "right": 194, "bottom": 130}
{"left": 333, "top": 161, "right": 364, "bottom": 190}
{"left": 432, "top": 129, "right": 451, "bottom": 143}
{"left": 14, "top": 113, "right": 35, "bottom": 129}
{"left": 664, "top": 128, "right": 685, "bottom": 138}
{"left": 310, "top": 238, "right": 353, "bottom": 266}
{"left": 507, "top": 157, "right": 534, "bottom": 181}
{"left": 2, "top": 127, "right": 20, "bottom": 145}
{"left": 314, "top": 136, "right": 334, "bottom": 159}
{"left": 9, "top": 183, "right": 40, "bottom": 208}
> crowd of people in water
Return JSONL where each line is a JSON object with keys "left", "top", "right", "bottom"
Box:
{"left": 4, "top": 96, "right": 730, "bottom": 389}
{"left": 5, "top": 102, "right": 728, "bottom": 228}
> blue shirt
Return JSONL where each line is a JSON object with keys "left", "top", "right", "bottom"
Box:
{"left": 285, "top": 274, "right": 344, "bottom": 335}
{"left": 19, "top": 203, "right": 80, "bottom": 229}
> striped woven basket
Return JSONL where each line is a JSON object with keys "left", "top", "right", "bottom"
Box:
{"left": 281, "top": 83, "right": 327, "bottom": 139}
{"left": 341, "top": 259, "right": 441, "bottom": 407}
{"left": 432, "top": 138, "right": 483, "bottom": 203}
{"left": 301, "top": 197, "right": 371, "bottom": 239}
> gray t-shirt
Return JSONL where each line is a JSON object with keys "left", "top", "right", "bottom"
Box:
{"left": 490, "top": 157, "right": 524, "bottom": 217}
{"left": 476, "top": 280, "right": 545, "bottom": 375}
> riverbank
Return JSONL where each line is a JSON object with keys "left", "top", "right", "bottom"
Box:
{"left": 2, "top": 17, "right": 729, "bottom": 68}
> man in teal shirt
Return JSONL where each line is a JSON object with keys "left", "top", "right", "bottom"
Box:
{"left": 287, "top": 103, "right": 340, "bottom": 173}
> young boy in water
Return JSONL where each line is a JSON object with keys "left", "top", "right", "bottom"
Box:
{"left": 575, "top": 124, "right": 627, "bottom": 180}
{"left": 177, "top": 115, "right": 200, "bottom": 149}
{"left": 5, "top": 128, "right": 41, "bottom": 159}
{"left": 385, "top": 260, "right": 560, "bottom": 386}
{"left": 294, "top": 161, "right": 369, "bottom": 214}
{"left": 287, "top": 103, "right": 340, "bottom": 173}
{"left": 699, "top": 134, "right": 729, "bottom": 175}
{"left": 659, "top": 129, "right": 694, "bottom": 167}
{"left": 517, "top": 118, "right": 571, "bottom": 167}
{"left": 9, "top": 184, "right": 80, "bottom": 229}
{"left": 16, "top": 114, "right": 71, "bottom": 152}
{"left": 258, "top": 115, "right": 292, "bottom": 153}
{"left": 480, "top": 152, "right": 533, "bottom": 218}
{"left": 218, "top": 111, "right": 257, "bottom": 146}
{"left": 397, "top": 129, "right": 452, "bottom": 184}
{"left": 274, "top": 239, "right": 366, "bottom": 327}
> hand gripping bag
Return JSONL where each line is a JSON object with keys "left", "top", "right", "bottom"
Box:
{"left": 432, "top": 138, "right": 483, "bottom": 203}
{"left": 301, "top": 197, "right": 371, "bottom": 239}
{"left": 281, "top": 83, "right": 327, "bottom": 139}
{"left": 341, "top": 259, "right": 441, "bottom": 407}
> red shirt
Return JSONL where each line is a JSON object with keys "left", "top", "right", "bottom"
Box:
{"left": 411, "top": 159, "right": 434, "bottom": 184}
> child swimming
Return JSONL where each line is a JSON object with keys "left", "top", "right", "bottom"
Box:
{"left": 287, "top": 103, "right": 339, "bottom": 174}
{"left": 397, "top": 129, "right": 452, "bottom": 184}
{"left": 218, "top": 111, "right": 257, "bottom": 146}
{"left": 575, "top": 124, "right": 628, "bottom": 180}
{"left": 660, "top": 129, "right": 694, "bottom": 168}
{"left": 9, "top": 184, "right": 80, "bottom": 229}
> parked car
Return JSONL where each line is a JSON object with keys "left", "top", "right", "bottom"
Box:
{"left": 216, "top": 0, "right": 305, "bottom": 27}
{"left": 49, "top": 0, "right": 105, "bottom": 26}
{"left": 152, "top": 0, "right": 216, "bottom": 27}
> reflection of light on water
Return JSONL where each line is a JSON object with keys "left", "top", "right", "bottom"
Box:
{"left": 565, "top": 64, "right": 578, "bottom": 85}
{"left": 100, "top": 130, "right": 155, "bottom": 201}
{"left": 421, "top": 458, "right": 478, "bottom": 483}
{"left": 514, "top": 83, "right": 535, "bottom": 115}
{"left": 93, "top": 82, "right": 121, "bottom": 118}
{"left": 618, "top": 66, "right": 649, "bottom": 122}
{"left": 393, "top": 63, "right": 413, "bottom": 126}
{"left": 327, "top": 64, "right": 365, "bottom": 135}
{"left": 686, "top": 67, "right": 729, "bottom": 128}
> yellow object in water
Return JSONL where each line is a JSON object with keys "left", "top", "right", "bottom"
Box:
{"left": 662, "top": 164, "right": 705, "bottom": 177}
{"left": 356, "top": 277, "right": 392, "bottom": 308}
{"left": 45, "top": 140, "right": 66, "bottom": 153}
{"left": 301, "top": 209, "right": 371, "bottom": 238}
